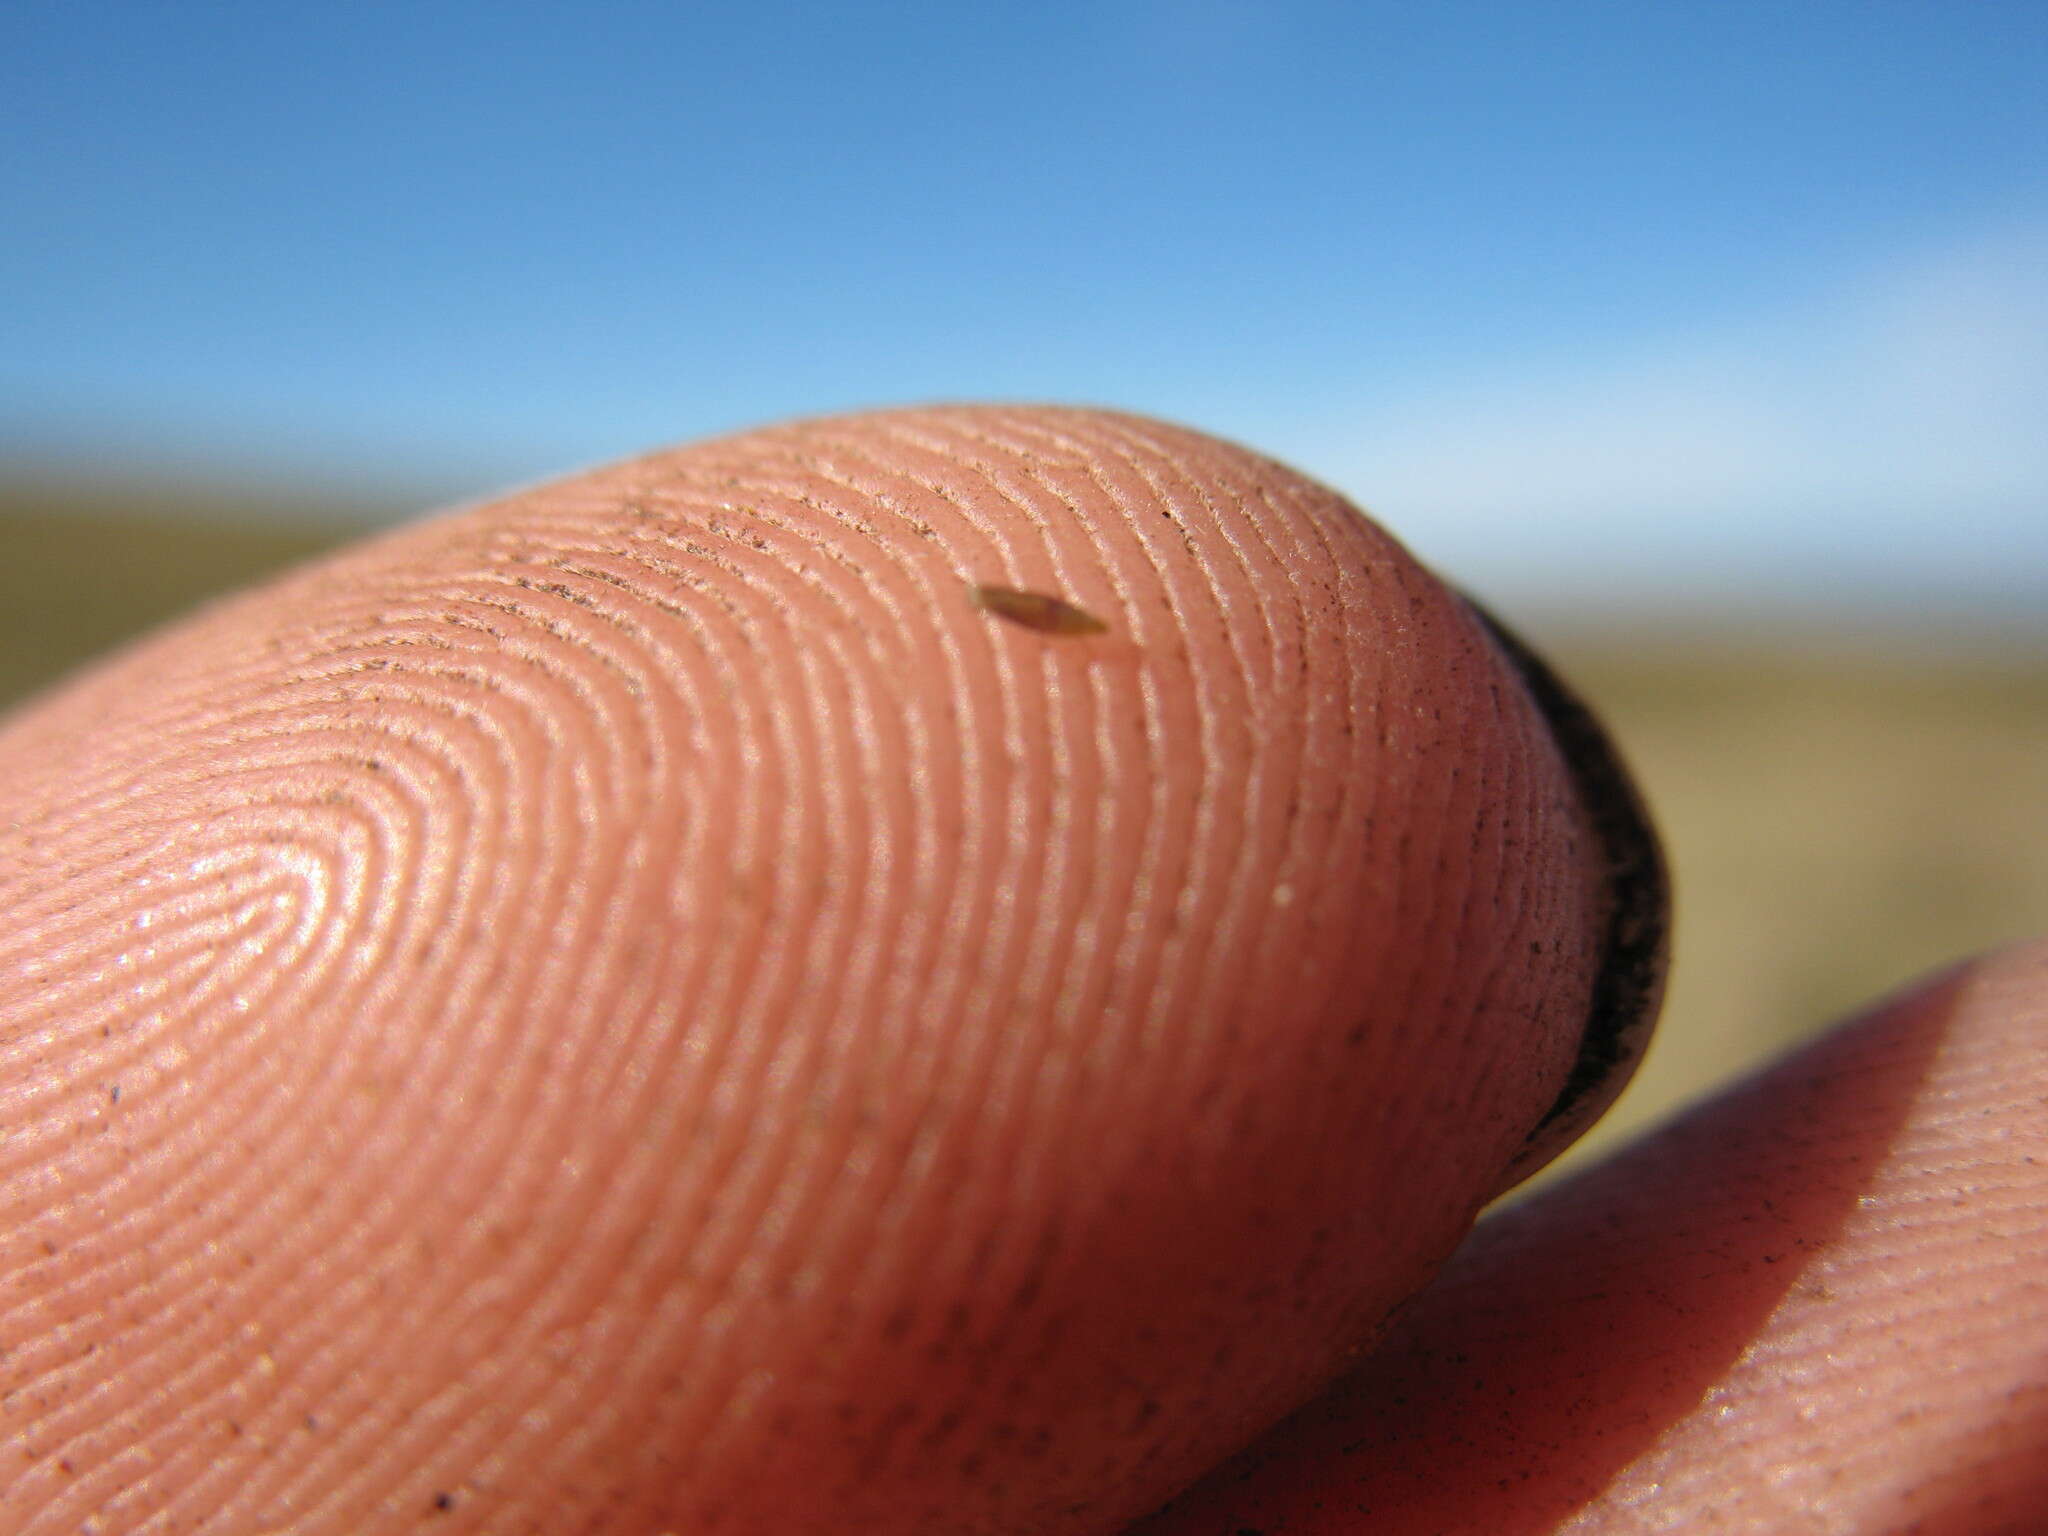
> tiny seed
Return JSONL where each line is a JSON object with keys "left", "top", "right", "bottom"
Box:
{"left": 971, "top": 584, "right": 1109, "bottom": 637}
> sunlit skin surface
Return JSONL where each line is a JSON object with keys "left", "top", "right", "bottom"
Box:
{"left": 22, "top": 403, "right": 2042, "bottom": 1535}
{"left": 0, "top": 406, "right": 1653, "bottom": 1532}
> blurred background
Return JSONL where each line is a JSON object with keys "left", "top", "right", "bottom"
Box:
{"left": 4, "top": 0, "right": 2044, "bottom": 1179}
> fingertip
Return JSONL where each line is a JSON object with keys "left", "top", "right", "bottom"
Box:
{"left": 0, "top": 405, "right": 1646, "bottom": 1532}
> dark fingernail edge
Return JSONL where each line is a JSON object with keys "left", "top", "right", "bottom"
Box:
{"left": 1463, "top": 596, "right": 1672, "bottom": 1187}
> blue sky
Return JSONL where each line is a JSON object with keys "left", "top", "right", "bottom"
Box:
{"left": 4, "top": 1, "right": 2044, "bottom": 620}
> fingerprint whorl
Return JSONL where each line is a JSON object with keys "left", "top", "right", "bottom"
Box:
{"left": 0, "top": 406, "right": 1610, "bottom": 1533}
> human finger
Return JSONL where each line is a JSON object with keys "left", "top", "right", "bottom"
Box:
{"left": 0, "top": 406, "right": 1656, "bottom": 1533}
{"left": 1131, "top": 939, "right": 2048, "bottom": 1535}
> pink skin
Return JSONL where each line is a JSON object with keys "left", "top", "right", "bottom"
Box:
{"left": 1134, "top": 940, "right": 2048, "bottom": 1535}
{"left": 10, "top": 404, "right": 2036, "bottom": 1535}
{"left": 0, "top": 407, "right": 1625, "bottom": 1533}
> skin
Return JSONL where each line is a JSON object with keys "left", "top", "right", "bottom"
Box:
{"left": 1135, "top": 939, "right": 2048, "bottom": 1535}
{"left": 0, "top": 405, "right": 2037, "bottom": 1533}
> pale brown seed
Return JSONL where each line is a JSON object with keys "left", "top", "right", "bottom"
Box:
{"left": 971, "top": 583, "right": 1110, "bottom": 637}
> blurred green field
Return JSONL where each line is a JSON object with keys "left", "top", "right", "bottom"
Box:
{"left": 1531, "top": 624, "right": 2048, "bottom": 1179}
{"left": 5, "top": 478, "right": 2045, "bottom": 1183}
{"left": 0, "top": 478, "right": 381, "bottom": 709}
